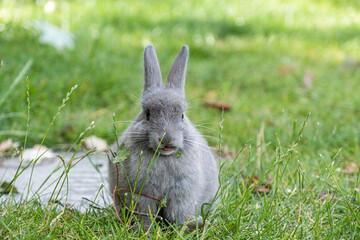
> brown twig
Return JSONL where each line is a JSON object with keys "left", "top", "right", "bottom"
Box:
{"left": 112, "top": 187, "right": 124, "bottom": 224}
{"left": 115, "top": 163, "right": 119, "bottom": 189}
{"left": 117, "top": 188, "right": 162, "bottom": 203}
{"left": 113, "top": 186, "right": 163, "bottom": 222}
{"left": 112, "top": 163, "right": 163, "bottom": 223}
{"left": 114, "top": 162, "right": 162, "bottom": 202}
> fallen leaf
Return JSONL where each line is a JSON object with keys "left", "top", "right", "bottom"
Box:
{"left": 277, "top": 65, "right": 295, "bottom": 75}
{"left": 203, "top": 101, "right": 232, "bottom": 111}
{"left": 113, "top": 143, "right": 131, "bottom": 164}
{"left": 264, "top": 175, "right": 272, "bottom": 188}
{"left": 244, "top": 175, "right": 272, "bottom": 194}
{"left": 254, "top": 185, "right": 271, "bottom": 194}
{"left": 84, "top": 135, "right": 109, "bottom": 152}
{"left": 343, "top": 162, "right": 358, "bottom": 174}
{"left": 244, "top": 175, "right": 260, "bottom": 189}
{"left": 267, "top": 121, "right": 275, "bottom": 126}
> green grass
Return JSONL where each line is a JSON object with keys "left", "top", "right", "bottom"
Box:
{"left": 1, "top": 0, "right": 360, "bottom": 238}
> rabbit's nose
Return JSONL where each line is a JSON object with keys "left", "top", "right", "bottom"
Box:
{"left": 159, "top": 132, "right": 173, "bottom": 144}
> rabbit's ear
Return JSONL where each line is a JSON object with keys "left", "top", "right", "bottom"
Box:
{"left": 144, "top": 45, "right": 162, "bottom": 91}
{"left": 166, "top": 45, "right": 189, "bottom": 91}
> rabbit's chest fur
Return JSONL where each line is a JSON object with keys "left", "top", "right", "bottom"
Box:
{"left": 110, "top": 120, "right": 217, "bottom": 205}
{"left": 122, "top": 147, "right": 201, "bottom": 200}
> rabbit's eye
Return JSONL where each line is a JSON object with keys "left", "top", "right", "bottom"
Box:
{"left": 182, "top": 114, "right": 184, "bottom": 119}
{"left": 146, "top": 110, "right": 150, "bottom": 121}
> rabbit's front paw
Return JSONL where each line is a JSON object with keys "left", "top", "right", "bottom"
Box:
{"left": 171, "top": 212, "right": 204, "bottom": 231}
{"left": 185, "top": 215, "right": 204, "bottom": 231}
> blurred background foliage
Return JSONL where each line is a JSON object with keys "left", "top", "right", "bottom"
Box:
{"left": 0, "top": 0, "right": 359, "bottom": 159}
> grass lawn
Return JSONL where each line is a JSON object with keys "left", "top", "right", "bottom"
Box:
{"left": 1, "top": 0, "right": 360, "bottom": 238}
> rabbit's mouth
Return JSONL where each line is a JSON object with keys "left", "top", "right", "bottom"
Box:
{"left": 159, "top": 145, "right": 177, "bottom": 155}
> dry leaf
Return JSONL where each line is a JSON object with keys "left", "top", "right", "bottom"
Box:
{"left": 244, "top": 175, "right": 259, "bottom": 188}
{"left": 84, "top": 135, "right": 109, "bottom": 152}
{"left": 277, "top": 65, "right": 295, "bottom": 75}
{"left": 244, "top": 175, "right": 272, "bottom": 194}
{"left": 267, "top": 121, "right": 275, "bottom": 126}
{"left": 254, "top": 185, "right": 271, "bottom": 194}
{"left": 264, "top": 175, "right": 272, "bottom": 188}
{"left": 203, "top": 101, "right": 232, "bottom": 111}
{"left": 202, "top": 90, "right": 231, "bottom": 111}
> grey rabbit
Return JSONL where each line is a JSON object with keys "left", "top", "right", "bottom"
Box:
{"left": 108, "top": 45, "right": 219, "bottom": 230}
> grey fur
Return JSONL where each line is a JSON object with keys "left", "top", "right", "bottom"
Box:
{"left": 166, "top": 45, "right": 188, "bottom": 91}
{"left": 108, "top": 45, "right": 219, "bottom": 229}
{"left": 144, "top": 45, "right": 162, "bottom": 91}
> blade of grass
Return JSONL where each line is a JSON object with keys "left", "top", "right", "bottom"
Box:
{"left": 0, "top": 59, "right": 32, "bottom": 108}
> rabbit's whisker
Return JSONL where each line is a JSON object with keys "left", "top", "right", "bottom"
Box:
{"left": 115, "top": 120, "right": 136, "bottom": 123}
{"left": 126, "top": 132, "right": 148, "bottom": 134}
{"left": 187, "top": 134, "right": 218, "bottom": 140}
{"left": 128, "top": 137, "right": 148, "bottom": 141}
{"left": 184, "top": 139, "right": 217, "bottom": 150}
{"left": 131, "top": 93, "right": 142, "bottom": 101}
{"left": 194, "top": 125, "right": 217, "bottom": 132}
